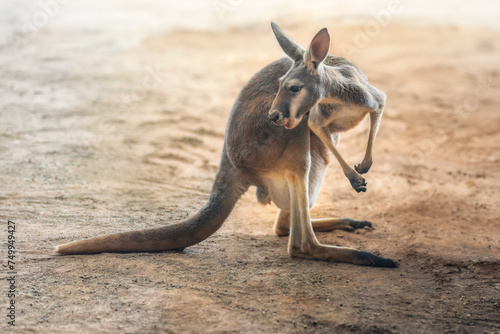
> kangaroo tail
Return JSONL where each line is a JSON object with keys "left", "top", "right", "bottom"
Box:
{"left": 55, "top": 151, "right": 248, "bottom": 255}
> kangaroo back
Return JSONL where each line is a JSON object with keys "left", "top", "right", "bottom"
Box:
{"left": 55, "top": 149, "right": 248, "bottom": 254}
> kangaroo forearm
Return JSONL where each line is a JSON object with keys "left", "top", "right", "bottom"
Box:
{"left": 310, "top": 125, "right": 354, "bottom": 176}
{"left": 358, "top": 109, "right": 383, "bottom": 174}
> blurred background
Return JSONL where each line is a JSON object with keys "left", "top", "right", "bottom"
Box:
{"left": 1, "top": 1, "right": 499, "bottom": 333}
{"left": 2, "top": 0, "right": 500, "bottom": 48}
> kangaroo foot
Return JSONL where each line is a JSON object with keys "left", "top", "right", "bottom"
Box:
{"left": 347, "top": 219, "right": 372, "bottom": 231}
{"left": 310, "top": 218, "right": 372, "bottom": 233}
{"left": 290, "top": 244, "right": 398, "bottom": 268}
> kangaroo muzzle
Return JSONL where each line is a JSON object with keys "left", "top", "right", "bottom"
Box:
{"left": 269, "top": 109, "right": 303, "bottom": 129}
{"left": 269, "top": 109, "right": 285, "bottom": 126}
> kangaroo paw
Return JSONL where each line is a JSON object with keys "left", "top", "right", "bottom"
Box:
{"left": 347, "top": 172, "right": 367, "bottom": 193}
{"left": 355, "top": 162, "right": 371, "bottom": 175}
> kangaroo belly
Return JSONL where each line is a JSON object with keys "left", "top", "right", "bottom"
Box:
{"left": 267, "top": 175, "right": 291, "bottom": 211}
{"left": 262, "top": 158, "right": 328, "bottom": 212}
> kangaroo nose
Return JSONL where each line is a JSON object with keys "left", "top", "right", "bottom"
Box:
{"left": 269, "top": 110, "right": 282, "bottom": 124}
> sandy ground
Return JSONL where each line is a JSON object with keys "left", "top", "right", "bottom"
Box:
{"left": 1, "top": 4, "right": 500, "bottom": 334}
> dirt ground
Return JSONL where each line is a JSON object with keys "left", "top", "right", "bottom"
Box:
{"left": 1, "top": 4, "right": 500, "bottom": 334}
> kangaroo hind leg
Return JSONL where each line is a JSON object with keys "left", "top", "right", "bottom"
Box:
{"left": 285, "top": 170, "right": 397, "bottom": 268}
{"left": 311, "top": 217, "right": 372, "bottom": 232}
{"left": 274, "top": 210, "right": 371, "bottom": 236}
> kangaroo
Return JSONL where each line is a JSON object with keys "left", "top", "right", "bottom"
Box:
{"left": 55, "top": 23, "right": 396, "bottom": 268}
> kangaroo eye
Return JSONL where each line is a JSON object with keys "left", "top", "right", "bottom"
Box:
{"left": 290, "top": 86, "right": 301, "bottom": 93}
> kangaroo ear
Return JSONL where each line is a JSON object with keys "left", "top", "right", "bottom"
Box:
{"left": 304, "top": 28, "right": 330, "bottom": 70}
{"left": 271, "top": 22, "right": 304, "bottom": 62}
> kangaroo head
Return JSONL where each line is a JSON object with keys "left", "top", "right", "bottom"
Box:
{"left": 269, "top": 22, "right": 330, "bottom": 129}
